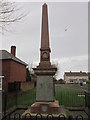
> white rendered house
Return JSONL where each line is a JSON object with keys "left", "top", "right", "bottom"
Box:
{"left": 64, "top": 71, "right": 88, "bottom": 84}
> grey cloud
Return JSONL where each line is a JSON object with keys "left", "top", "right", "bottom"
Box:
{"left": 1, "top": 2, "right": 88, "bottom": 78}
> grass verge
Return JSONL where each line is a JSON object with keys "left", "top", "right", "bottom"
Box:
{"left": 2, "top": 85, "right": 86, "bottom": 111}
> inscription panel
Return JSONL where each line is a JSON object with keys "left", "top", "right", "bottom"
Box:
{"left": 36, "top": 75, "right": 54, "bottom": 101}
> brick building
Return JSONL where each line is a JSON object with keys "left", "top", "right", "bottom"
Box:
{"left": 0, "top": 46, "right": 27, "bottom": 92}
{"left": 64, "top": 71, "right": 88, "bottom": 84}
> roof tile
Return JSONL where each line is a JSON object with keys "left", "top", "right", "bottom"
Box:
{"left": 0, "top": 50, "right": 27, "bottom": 66}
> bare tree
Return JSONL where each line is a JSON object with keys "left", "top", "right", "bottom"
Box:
{"left": 52, "top": 61, "right": 59, "bottom": 80}
{"left": 0, "top": 0, "right": 29, "bottom": 31}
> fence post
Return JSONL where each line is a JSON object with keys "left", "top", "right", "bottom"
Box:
{"left": 85, "top": 91, "right": 87, "bottom": 107}
{"left": 8, "top": 113, "right": 11, "bottom": 120}
{"left": 14, "top": 113, "right": 21, "bottom": 120}
{"left": 61, "top": 92, "right": 62, "bottom": 105}
{"left": 3, "top": 91, "right": 7, "bottom": 116}
{"left": 15, "top": 81, "right": 17, "bottom": 107}
{"left": 68, "top": 115, "right": 73, "bottom": 120}
{"left": 76, "top": 115, "right": 83, "bottom": 120}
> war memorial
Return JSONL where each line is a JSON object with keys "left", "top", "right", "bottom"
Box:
{"left": 22, "top": 3, "right": 66, "bottom": 119}
{"left": 31, "top": 3, "right": 60, "bottom": 114}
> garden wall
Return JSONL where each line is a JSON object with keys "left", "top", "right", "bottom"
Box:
{"left": 21, "top": 82, "right": 34, "bottom": 92}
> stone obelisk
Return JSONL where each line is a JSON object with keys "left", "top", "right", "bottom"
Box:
{"left": 30, "top": 3, "right": 60, "bottom": 114}
{"left": 34, "top": 3, "right": 56, "bottom": 102}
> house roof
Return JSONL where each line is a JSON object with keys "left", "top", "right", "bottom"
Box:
{"left": 64, "top": 71, "right": 87, "bottom": 76}
{"left": 0, "top": 50, "right": 27, "bottom": 66}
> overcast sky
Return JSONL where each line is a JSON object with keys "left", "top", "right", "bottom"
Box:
{"left": 1, "top": 2, "right": 88, "bottom": 79}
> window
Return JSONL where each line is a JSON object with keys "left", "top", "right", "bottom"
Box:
{"left": 70, "top": 80, "right": 73, "bottom": 82}
{"left": 79, "top": 79, "right": 86, "bottom": 82}
{"left": 70, "top": 79, "right": 77, "bottom": 83}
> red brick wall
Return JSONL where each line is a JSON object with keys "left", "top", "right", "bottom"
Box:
{"left": 2, "top": 80, "right": 8, "bottom": 92}
{"left": 1, "top": 60, "right": 11, "bottom": 91}
{"left": 1, "top": 60, "right": 26, "bottom": 91}
{"left": 10, "top": 60, "right": 26, "bottom": 82}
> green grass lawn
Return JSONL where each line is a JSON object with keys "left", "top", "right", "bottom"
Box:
{"left": 2, "top": 88, "right": 36, "bottom": 111}
{"left": 17, "top": 88, "right": 36, "bottom": 106}
{"left": 2, "top": 85, "right": 86, "bottom": 111}
{"left": 55, "top": 86, "right": 85, "bottom": 107}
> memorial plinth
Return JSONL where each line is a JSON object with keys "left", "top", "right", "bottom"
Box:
{"left": 30, "top": 100, "right": 60, "bottom": 114}
{"left": 31, "top": 65, "right": 60, "bottom": 114}
{"left": 33, "top": 65, "right": 57, "bottom": 102}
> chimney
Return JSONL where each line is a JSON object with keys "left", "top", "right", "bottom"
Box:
{"left": 11, "top": 46, "right": 16, "bottom": 56}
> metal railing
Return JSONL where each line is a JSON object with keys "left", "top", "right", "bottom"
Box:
{"left": 1, "top": 112, "right": 90, "bottom": 120}
{"left": 2, "top": 91, "right": 90, "bottom": 115}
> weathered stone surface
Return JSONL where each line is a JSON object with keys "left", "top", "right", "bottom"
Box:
{"left": 36, "top": 76, "right": 55, "bottom": 101}
{"left": 22, "top": 104, "right": 67, "bottom": 118}
{"left": 29, "top": 3, "right": 61, "bottom": 115}
{"left": 30, "top": 100, "right": 60, "bottom": 114}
